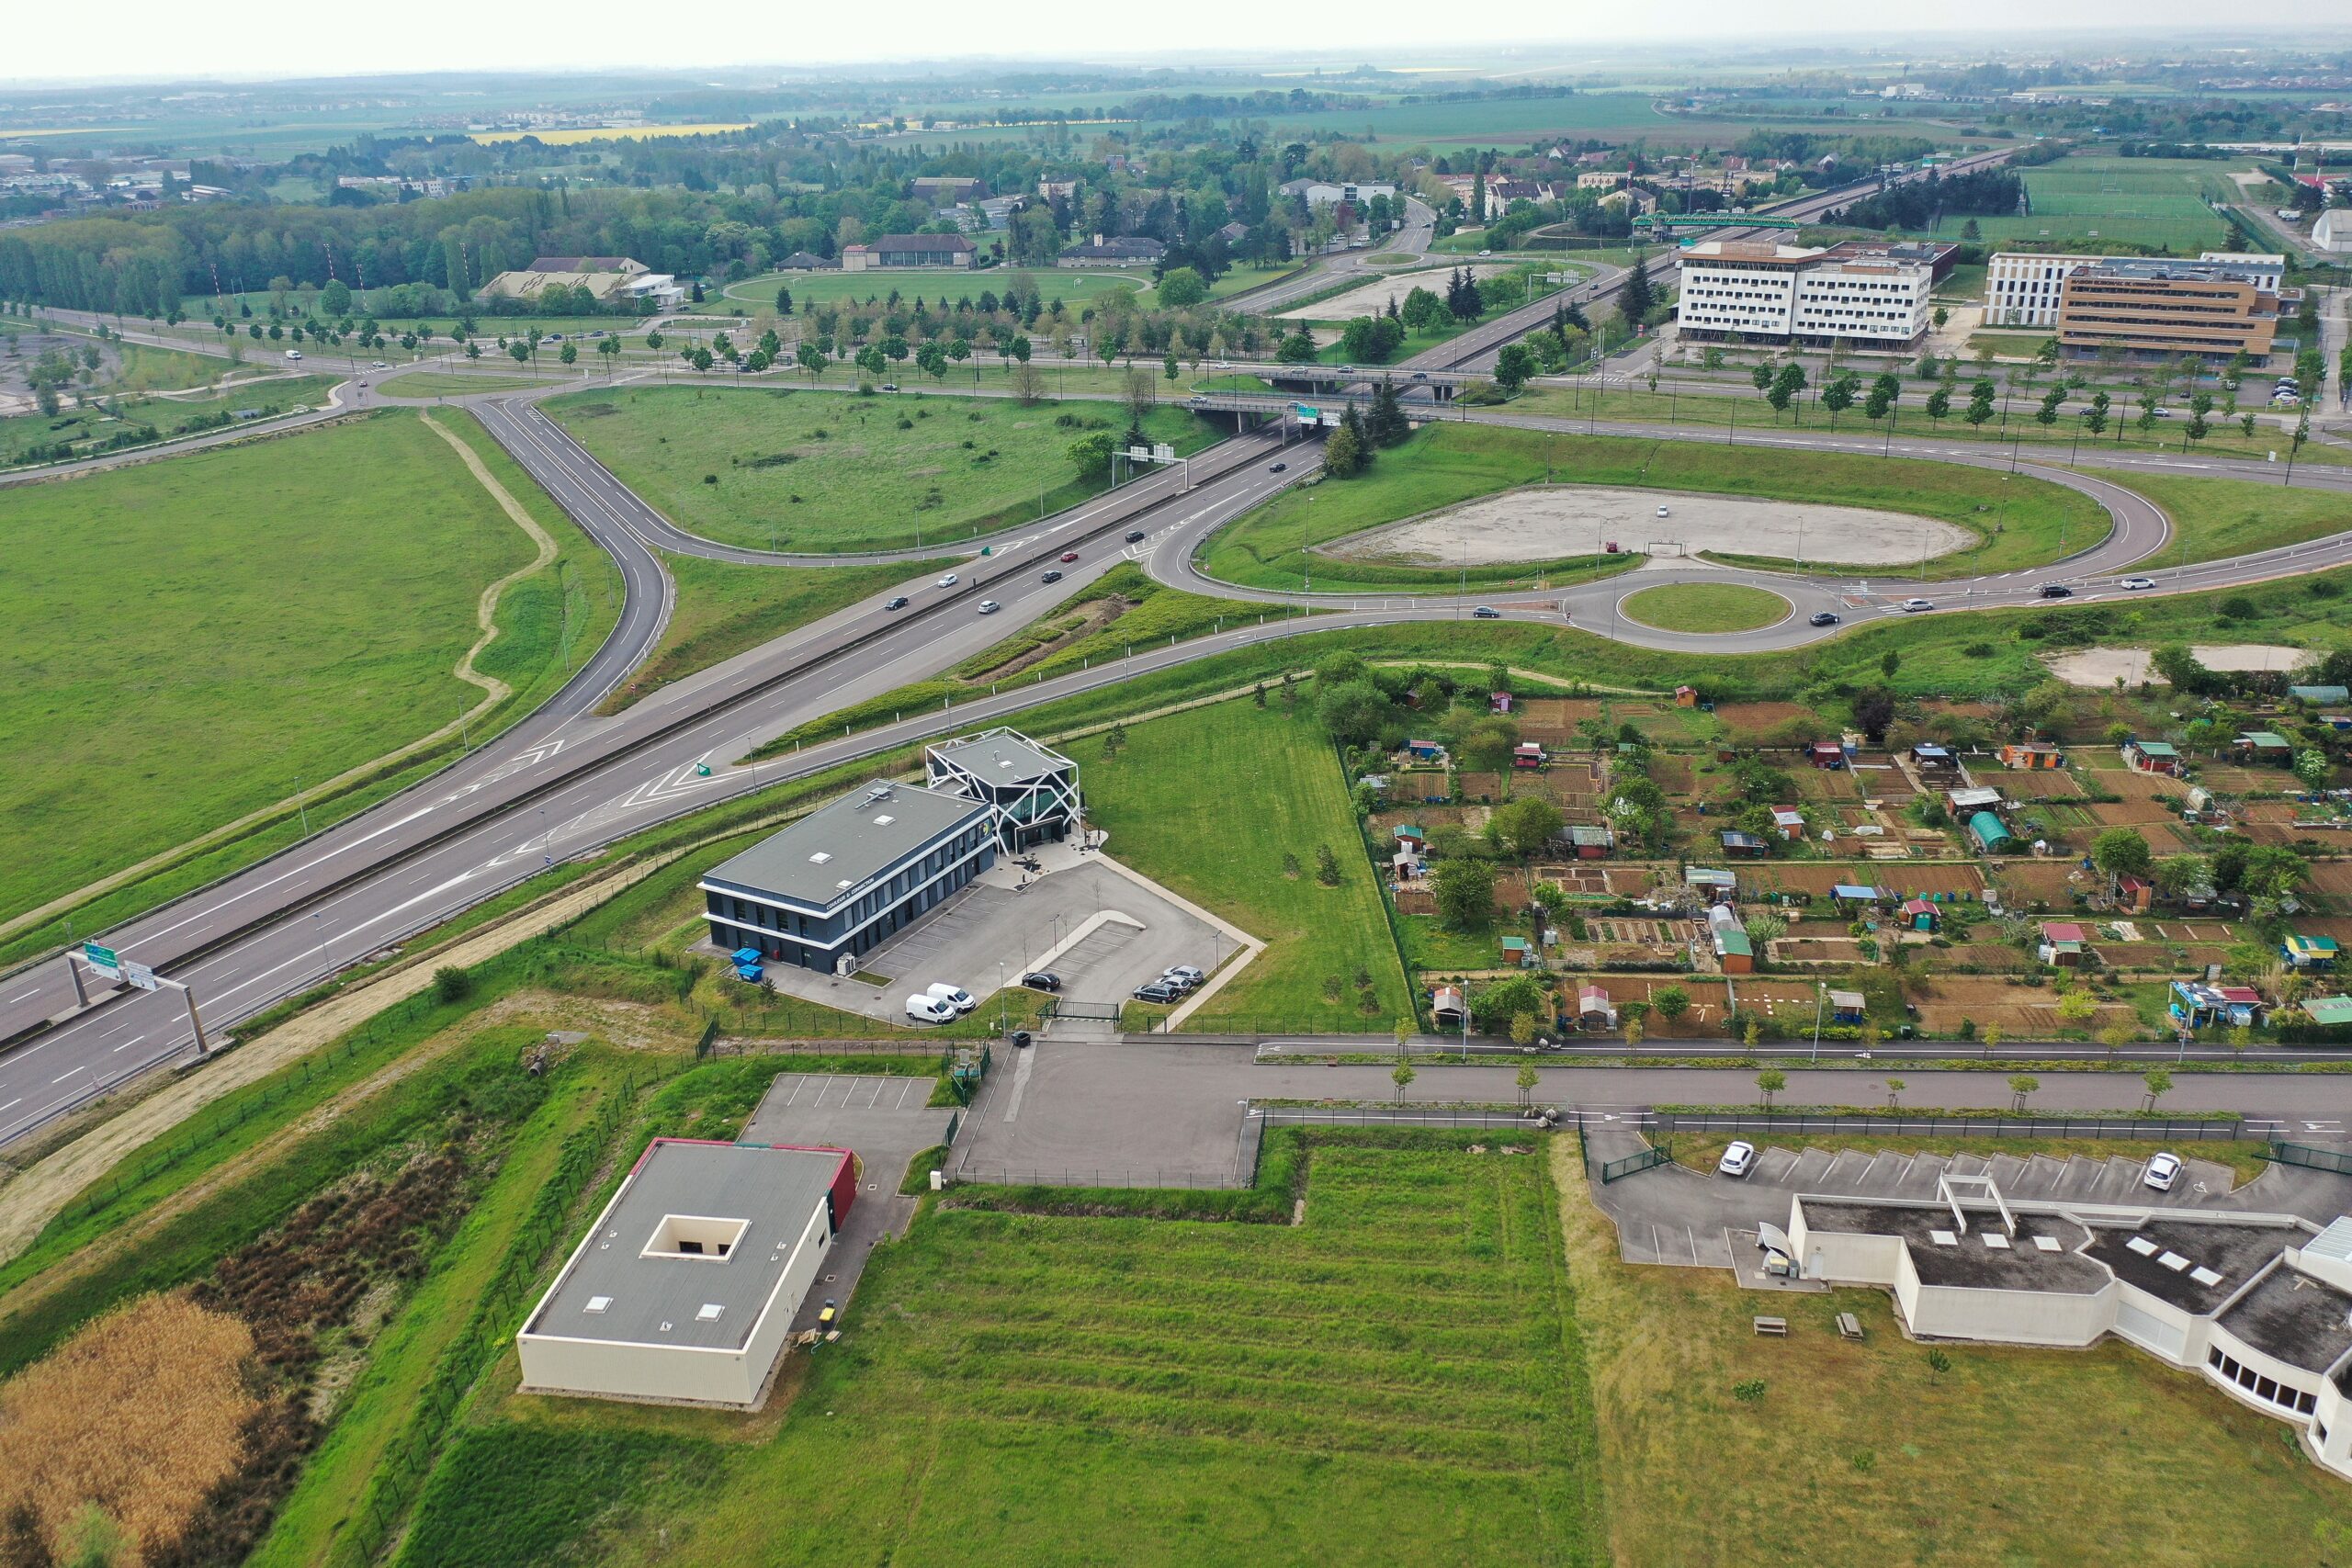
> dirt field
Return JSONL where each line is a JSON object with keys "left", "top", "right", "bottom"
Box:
{"left": 1739, "top": 863, "right": 1989, "bottom": 899}
{"left": 1276, "top": 264, "right": 1513, "bottom": 321}
{"left": 2043, "top": 645, "right": 2312, "bottom": 687}
{"left": 1908, "top": 975, "right": 2140, "bottom": 1036}
{"left": 1325, "top": 486, "right": 1972, "bottom": 568}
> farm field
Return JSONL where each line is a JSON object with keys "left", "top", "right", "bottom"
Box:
{"left": 1555, "top": 1144, "right": 2350, "bottom": 1566}
{"left": 0, "top": 411, "right": 589, "bottom": 931}
{"left": 546, "top": 384, "right": 1214, "bottom": 553}
{"left": 1620, "top": 582, "right": 1790, "bottom": 633}
{"left": 402, "top": 1131, "right": 1604, "bottom": 1566}
{"left": 1074, "top": 698, "right": 1416, "bottom": 1032}
{"left": 1196, "top": 423, "right": 2110, "bottom": 593}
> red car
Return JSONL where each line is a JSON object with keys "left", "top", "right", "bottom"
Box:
{"left": 1059, "top": 550, "right": 1080, "bottom": 563}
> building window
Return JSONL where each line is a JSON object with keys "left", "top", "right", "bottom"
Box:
{"left": 2209, "top": 1346, "right": 2226, "bottom": 1370}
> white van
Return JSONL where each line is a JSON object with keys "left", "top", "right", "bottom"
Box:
{"left": 285, "top": 348, "right": 303, "bottom": 360}
{"left": 906, "top": 994, "right": 956, "bottom": 1023}
{"left": 926, "top": 982, "right": 977, "bottom": 1013}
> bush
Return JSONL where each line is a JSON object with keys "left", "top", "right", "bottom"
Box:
{"left": 430, "top": 966, "right": 473, "bottom": 1004}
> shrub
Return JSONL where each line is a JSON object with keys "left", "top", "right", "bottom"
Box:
{"left": 1732, "top": 1379, "right": 1767, "bottom": 1404}
{"left": 430, "top": 966, "right": 473, "bottom": 1004}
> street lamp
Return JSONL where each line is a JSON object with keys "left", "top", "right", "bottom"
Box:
{"left": 1811, "top": 981, "right": 1826, "bottom": 1062}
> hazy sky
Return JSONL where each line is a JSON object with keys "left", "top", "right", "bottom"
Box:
{"left": 4, "top": 1, "right": 2305, "bottom": 86}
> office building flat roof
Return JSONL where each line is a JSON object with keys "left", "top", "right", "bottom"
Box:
{"left": 928, "top": 728, "right": 1069, "bottom": 784}
{"left": 1801, "top": 1200, "right": 2107, "bottom": 1292}
{"left": 526, "top": 1140, "right": 848, "bottom": 1352}
{"left": 2084, "top": 1219, "right": 2300, "bottom": 1314}
{"left": 704, "top": 781, "right": 988, "bottom": 908}
{"left": 2217, "top": 1265, "right": 2352, "bottom": 1380}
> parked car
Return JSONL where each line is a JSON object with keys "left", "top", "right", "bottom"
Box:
{"left": 2143, "top": 1151, "right": 2183, "bottom": 1192}
{"left": 546, "top": 333, "right": 562, "bottom": 342}
{"left": 2038, "top": 583, "right": 2075, "bottom": 599}
{"left": 1810, "top": 611, "right": 1841, "bottom": 627}
{"left": 905, "top": 994, "right": 956, "bottom": 1023}
{"left": 1164, "top": 964, "right": 1206, "bottom": 986}
{"left": 1060, "top": 550, "right": 1080, "bottom": 562}
{"left": 1655, "top": 504, "right": 1670, "bottom": 519}
{"left": 1471, "top": 605, "right": 1500, "bottom": 619}
{"left": 883, "top": 595, "right": 909, "bottom": 611}
{"left": 1717, "top": 1141, "right": 1758, "bottom": 1179}
{"left": 1125, "top": 529, "right": 1148, "bottom": 543}
{"left": 1269, "top": 461, "right": 1288, "bottom": 473}
{"left": 1132, "top": 980, "right": 1182, "bottom": 1004}
{"left": 1041, "top": 570, "right": 1063, "bottom": 583}
{"left": 936, "top": 572, "right": 959, "bottom": 588}
{"left": 1902, "top": 597, "right": 1935, "bottom": 613}
{"left": 1022, "top": 971, "right": 1062, "bottom": 992}
{"left": 1010, "top": 1029, "right": 1034, "bottom": 1049}
{"left": 1478, "top": 249, "right": 1494, "bottom": 257}
{"left": 880, "top": 382, "right": 899, "bottom": 391}
{"left": 285, "top": 349, "right": 303, "bottom": 360}
{"left": 2120, "top": 576, "right": 2155, "bottom": 591}
{"left": 925, "top": 983, "right": 977, "bottom": 1013}
{"left": 977, "top": 599, "right": 1001, "bottom": 614}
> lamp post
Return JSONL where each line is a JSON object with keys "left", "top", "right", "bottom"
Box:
{"left": 1812, "top": 981, "right": 1826, "bottom": 1063}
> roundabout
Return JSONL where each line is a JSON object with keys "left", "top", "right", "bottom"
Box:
{"left": 1618, "top": 581, "right": 1793, "bottom": 634}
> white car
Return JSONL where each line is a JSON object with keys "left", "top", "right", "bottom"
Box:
{"left": 1902, "top": 597, "right": 1935, "bottom": 613}
{"left": 1165, "top": 964, "right": 1207, "bottom": 985}
{"left": 905, "top": 994, "right": 956, "bottom": 1024}
{"left": 2120, "top": 576, "right": 2155, "bottom": 591}
{"left": 1717, "top": 1141, "right": 1758, "bottom": 1179}
{"left": 1478, "top": 249, "right": 1493, "bottom": 257}
{"left": 935, "top": 573, "right": 958, "bottom": 589}
{"left": 370, "top": 359, "right": 388, "bottom": 369}
{"left": 926, "top": 982, "right": 977, "bottom": 1013}
{"left": 2143, "top": 1152, "right": 2183, "bottom": 1192}
{"left": 285, "top": 349, "right": 303, "bottom": 360}
{"left": 977, "top": 599, "right": 1001, "bottom": 615}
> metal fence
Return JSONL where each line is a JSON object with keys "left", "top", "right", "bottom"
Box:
{"left": 2267, "top": 1139, "right": 2352, "bottom": 1174}
{"left": 943, "top": 1165, "right": 1245, "bottom": 1190}
{"left": 1256, "top": 1105, "right": 1557, "bottom": 1130}
{"left": 1649, "top": 1112, "right": 2248, "bottom": 1142}
{"left": 1596, "top": 1142, "right": 1674, "bottom": 1183}
{"left": 702, "top": 1036, "right": 951, "bottom": 1059}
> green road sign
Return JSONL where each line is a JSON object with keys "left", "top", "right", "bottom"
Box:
{"left": 83, "top": 942, "right": 121, "bottom": 977}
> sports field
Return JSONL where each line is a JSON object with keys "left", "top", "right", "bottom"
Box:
{"left": 545, "top": 385, "right": 1214, "bottom": 553}
{"left": 0, "top": 412, "right": 560, "bottom": 929}
{"left": 400, "top": 1131, "right": 1603, "bottom": 1566}
{"left": 1941, "top": 156, "right": 2242, "bottom": 252}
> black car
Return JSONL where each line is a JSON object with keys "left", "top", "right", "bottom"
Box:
{"left": 1022, "top": 971, "right": 1062, "bottom": 992}
{"left": 884, "top": 595, "right": 909, "bottom": 611}
{"left": 1809, "top": 610, "right": 1840, "bottom": 626}
{"left": 1041, "top": 570, "right": 1064, "bottom": 583}
{"left": 1471, "top": 605, "right": 1500, "bottom": 619}
{"left": 1269, "top": 461, "right": 1288, "bottom": 473}
{"left": 1132, "top": 980, "right": 1182, "bottom": 1004}
{"left": 1125, "top": 529, "right": 1148, "bottom": 543}
{"left": 2038, "top": 583, "right": 2074, "bottom": 599}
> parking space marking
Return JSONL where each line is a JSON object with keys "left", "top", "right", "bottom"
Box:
{"left": 865, "top": 1077, "right": 886, "bottom": 1109}
{"left": 784, "top": 1076, "right": 808, "bottom": 1107}
{"left": 894, "top": 1077, "right": 919, "bottom": 1110}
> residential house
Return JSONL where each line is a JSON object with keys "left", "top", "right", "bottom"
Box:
{"left": 1500, "top": 935, "right": 1537, "bottom": 968}
{"left": 1215, "top": 220, "right": 1250, "bottom": 246}
{"left": 2000, "top": 741, "right": 2066, "bottom": 770}
{"left": 910, "top": 175, "right": 986, "bottom": 205}
{"left": 1431, "top": 986, "right": 1466, "bottom": 1028}
{"left": 2125, "top": 739, "right": 2185, "bottom": 776}
{"left": 1394, "top": 824, "right": 1427, "bottom": 852}
{"left": 2039, "top": 921, "right": 2088, "bottom": 967}
{"left": 1057, "top": 235, "right": 1166, "bottom": 268}
{"left": 2283, "top": 934, "right": 2342, "bottom": 973}
{"left": 777, "top": 250, "right": 837, "bottom": 271}
{"left": 1770, "top": 806, "right": 1806, "bottom": 841}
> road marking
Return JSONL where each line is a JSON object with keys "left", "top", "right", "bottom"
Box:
{"left": 52, "top": 1066, "right": 88, "bottom": 1083}
{"left": 6, "top": 988, "right": 41, "bottom": 1004}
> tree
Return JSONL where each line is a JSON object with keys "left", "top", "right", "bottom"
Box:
{"left": 1430, "top": 858, "right": 1498, "bottom": 931}
{"left": 2152, "top": 853, "right": 2211, "bottom": 904}
{"left": 2007, "top": 1073, "right": 2040, "bottom": 1112}
{"left": 1314, "top": 843, "right": 1342, "bottom": 886}
{"left": 1323, "top": 421, "right": 1367, "bottom": 479}
{"left": 2142, "top": 1067, "right": 2172, "bottom": 1112}
{"left": 1068, "top": 431, "right": 1117, "bottom": 480}
{"left": 1884, "top": 1076, "right": 1905, "bottom": 1110}
{"left": 2293, "top": 750, "right": 2331, "bottom": 789}
{"left": 2055, "top": 988, "right": 2098, "bottom": 1027}
{"left": 507, "top": 340, "right": 530, "bottom": 367}
{"left": 559, "top": 343, "right": 578, "bottom": 367}
{"left": 1155, "top": 266, "right": 1207, "bottom": 308}
{"left": 1493, "top": 343, "right": 1537, "bottom": 394}
{"left": 1653, "top": 986, "right": 1690, "bottom": 1024}
{"left": 1821, "top": 371, "right": 1858, "bottom": 428}
{"left": 1491, "top": 797, "right": 1563, "bottom": 860}
{"left": 1392, "top": 1062, "right": 1417, "bottom": 1103}
{"left": 2091, "top": 827, "right": 2153, "bottom": 881}
{"left": 1767, "top": 362, "right": 1806, "bottom": 419}
{"left": 1515, "top": 1060, "right": 1541, "bottom": 1106}
{"left": 1510, "top": 1012, "right": 1538, "bottom": 1050}
{"left": 1756, "top": 1067, "right": 1786, "bottom": 1109}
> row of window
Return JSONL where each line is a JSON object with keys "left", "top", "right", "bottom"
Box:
{"left": 2208, "top": 1345, "right": 2321, "bottom": 1416}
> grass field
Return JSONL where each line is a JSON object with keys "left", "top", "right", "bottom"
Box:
{"left": 1620, "top": 582, "right": 1790, "bottom": 633}
{"left": 378, "top": 371, "right": 565, "bottom": 397}
{"left": 547, "top": 384, "right": 1214, "bottom": 553}
{"left": 2082, "top": 470, "right": 2352, "bottom": 568}
{"left": 1934, "top": 155, "right": 2242, "bottom": 253}
{"left": 1198, "top": 423, "right": 2109, "bottom": 592}
{"left": 401, "top": 1131, "right": 1604, "bottom": 1565}
{"left": 1555, "top": 1143, "right": 2352, "bottom": 1565}
{"left": 1074, "top": 699, "right": 1415, "bottom": 1032}
{"left": 0, "top": 373, "right": 336, "bottom": 466}
{"left": 717, "top": 266, "right": 1147, "bottom": 314}
{"left": 0, "top": 411, "right": 587, "bottom": 931}
{"left": 469, "top": 122, "right": 752, "bottom": 144}
{"left": 598, "top": 554, "right": 952, "bottom": 713}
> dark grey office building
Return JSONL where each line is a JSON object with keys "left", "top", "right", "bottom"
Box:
{"left": 700, "top": 781, "right": 995, "bottom": 973}
{"left": 924, "top": 728, "right": 1084, "bottom": 852}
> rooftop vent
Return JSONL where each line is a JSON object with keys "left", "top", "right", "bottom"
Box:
{"left": 2159, "top": 1251, "right": 2191, "bottom": 1272}
{"left": 2127, "top": 1236, "right": 2159, "bottom": 1257}
{"left": 1930, "top": 1230, "right": 1959, "bottom": 1247}
{"left": 873, "top": 814, "right": 895, "bottom": 826}
{"left": 836, "top": 879, "right": 854, "bottom": 891}
{"left": 696, "top": 1303, "right": 725, "bottom": 1322}
{"left": 2033, "top": 1235, "right": 2062, "bottom": 1253}
{"left": 2191, "top": 1267, "right": 2225, "bottom": 1288}
{"left": 808, "top": 852, "right": 833, "bottom": 864}
{"left": 585, "top": 1295, "right": 613, "bottom": 1314}
{"left": 1982, "top": 1233, "right": 2011, "bottom": 1250}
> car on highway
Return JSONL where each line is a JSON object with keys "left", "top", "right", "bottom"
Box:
{"left": 1471, "top": 605, "right": 1500, "bottom": 618}
{"left": 905, "top": 994, "right": 956, "bottom": 1023}
{"left": 1269, "top": 462, "right": 1287, "bottom": 473}
{"left": 1022, "top": 971, "right": 1062, "bottom": 992}
{"left": 884, "top": 595, "right": 909, "bottom": 611}
{"left": 1132, "top": 980, "right": 1182, "bottom": 1004}
{"left": 2120, "top": 576, "right": 2155, "bottom": 591}
{"left": 1717, "top": 1141, "right": 1758, "bottom": 1179}
{"left": 1902, "top": 597, "right": 1935, "bottom": 613}
{"left": 936, "top": 573, "right": 958, "bottom": 588}
{"left": 977, "top": 599, "right": 1001, "bottom": 614}
{"left": 926, "top": 983, "right": 977, "bottom": 1014}
{"left": 1060, "top": 550, "right": 1080, "bottom": 562}
{"left": 2143, "top": 1151, "right": 2183, "bottom": 1192}
{"left": 1809, "top": 611, "right": 1841, "bottom": 626}
{"left": 1412, "top": 371, "right": 1428, "bottom": 380}
{"left": 1041, "top": 570, "right": 1063, "bottom": 583}
{"left": 2038, "top": 583, "right": 2075, "bottom": 599}
{"left": 1125, "top": 529, "right": 1147, "bottom": 543}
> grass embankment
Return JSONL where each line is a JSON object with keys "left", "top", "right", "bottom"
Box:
{"left": 378, "top": 371, "right": 565, "bottom": 397}
{"left": 1619, "top": 583, "right": 1790, "bottom": 634}
{"left": 1198, "top": 423, "right": 2107, "bottom": 592}
{"left": 0, "top": 408, "right": 621, "bottom": 962}
{"left": 1075, "top": 699, "right": 1414, "bottom": 1032}
{"left": 1555, "top": 1142, "right": 2350, "bottom": 1565}
{"left": 597, "top": 553, "right": 953, "bottom": 714}
{"left": 547, "top": 384, "right": 1215, "bottom": 554}
{"left": 2087, "top": 469, "right": 2352, "bottom": 568}
{"left": 1669, "top": 1132, "right": 2275, "bottom": 1186}
{"left": 0, "top": 411, "right": 608, "bottom": 935}
{"left": 399, "top": 1131, "right": 1606, "bottom": 1566}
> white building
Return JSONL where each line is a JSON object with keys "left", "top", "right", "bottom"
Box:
{"left": 1278, "top": 178, "right": 1396, "bottom": 209}
{"left": 2315, "top": 210, "right": 2352, "bottom": 254}
{"left": 1675, "top": 240, "right": 1936, "bottom": 348}
{"left": 517, "top": 1139, "right": 856, "bottom": 1409}
{"left": 1986, "top": 249, "right": 2289, "bottom": 328}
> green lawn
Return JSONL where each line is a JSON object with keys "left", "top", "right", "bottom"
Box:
{"left": 1620, "top": 583, "right": 1790, "bottom": 633}
{"left": 1950, "top": 156, "right": 2241, "bottom": 253}
{"left": 0, "top": 374, "right": 337, "bottom": 466}
{"left": 2082, "top": 470, "right": 2352, "bottom": 568}
{"left": 598, "top": 553, "right": 954, "bottom": 713}
{"left": 1198, "top": 423, "right": 2108, "bottom": 592}
{"left": 401, "top": 1132, "right": 1603, "bottom": 1566}
{"left": 717, "top": 267, "right": 1148, "bottom": 313}
{"left": 379, "top": 370, "right": 565, "bottom": 397}
{"left": 0, "top": 412, "right": 564, "bottom": 930}
{"left": 1073, "top": 699, "right": 1413, "bottom": 1032}
{"left": 547, "top": 385, "right": 1215, "bottom": 553}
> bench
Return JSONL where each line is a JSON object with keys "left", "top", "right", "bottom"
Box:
{"left": 1837, "top": 1313, "right": 1864, "bottom": 1341}
{"left": 1752, "top": 1315, "right": 1788, "bottom": 1337}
